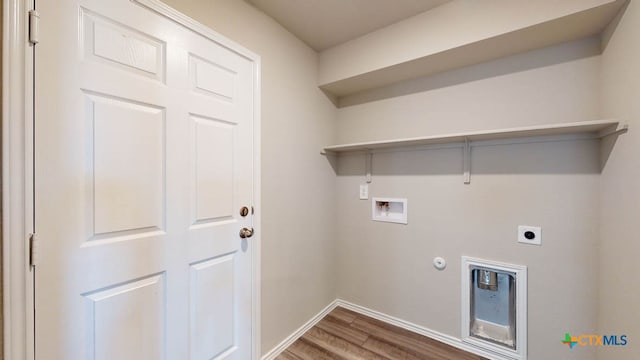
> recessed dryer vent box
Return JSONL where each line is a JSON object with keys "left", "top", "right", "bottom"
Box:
{"left": 372, "top": 198, "right": 407, "bottom": 224}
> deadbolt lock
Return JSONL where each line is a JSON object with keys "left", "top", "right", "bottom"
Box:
{"left": 240, "top": 206, "right": 249, "bottom": 217}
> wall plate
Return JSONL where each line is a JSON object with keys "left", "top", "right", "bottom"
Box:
{"left": 359, "top": 184, "right": 369, "bottom": 200}
{"left": 518, "top": 225, "right": 541, "bottom": 245}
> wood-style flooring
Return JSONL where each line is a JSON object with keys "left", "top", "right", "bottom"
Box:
{"left": 276, "top": 307, "right": 487, "bottom": 360}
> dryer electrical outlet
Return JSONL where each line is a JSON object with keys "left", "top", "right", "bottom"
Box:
{"left": 518, "top": 225, "right": 541, "bottom": 245}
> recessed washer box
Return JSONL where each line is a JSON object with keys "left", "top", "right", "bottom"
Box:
{"left": 372, "top": 197, "right": 407, "bottom": 224}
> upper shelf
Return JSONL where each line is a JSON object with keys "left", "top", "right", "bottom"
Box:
{"left": 318, "top": 0, "right": 627, "bottom": 100}
{"left": 322, "top": 120, "right": 626, "bottom": 154}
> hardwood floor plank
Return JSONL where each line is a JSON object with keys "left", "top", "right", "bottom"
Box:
{"left": 302, "top": 327, "right": 388, "bottom": 360}
{"left": 351, "top": 315, "right": 435, "bottom": 344}
{"left": 286, "top": 338, "right": 342, "bottom": 360}
{"left": 350, "top": 317, "right": 486, "bottom": 360}
{"left": 279, "top": 307, "right": 486, "bottom": 360}
{"left": 362, "top": 336, "right": 415, "bottom": 360}
{"left": 275, "top": 350, "right": 304, "bottom": 360}
{"left": 316, "top": 316, "right": 370, "bottom": 345}
{"left": 327, "top": 307, "right": 359, "bottom": 324}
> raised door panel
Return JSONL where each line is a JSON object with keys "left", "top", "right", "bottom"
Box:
{"left": 189, "top": 255, "right": 237, "bottom": 359}
{"left": 86, "top": 93, "right": 165, "bottom": 242}
{"left": 82, "top": 8, "right": 166, "bottom": 81}
{"left": 189, "top": 54, "right": 237, "bottom": 103}
{"left": 192, "top": 115, "right": 236, "bottom": 225}
{"left": 83, "top": 274, "right": 166, "bottom": 360}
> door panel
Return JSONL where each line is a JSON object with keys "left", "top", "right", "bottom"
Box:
{"left": 83, "top": 274, "right": 166, "bottom": 360}
{"left": 190, "top": 255, "right": 237, "bottom": 359}
{"left": 88, "top": 93, "right": 165, "bottom": 238}
{"left": 81, "top": 8, "right": 166, "bottom": 81}
{"left": 190, "top": 55, "right": 237, "bottom": 101}
{"left": 35, "top": 1, "right": 255, "bottom": 359}
{"left": 193, "top": 115, "right": 235, "bottom": 223}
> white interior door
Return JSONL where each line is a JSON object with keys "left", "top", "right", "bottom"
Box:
{"left": 35, "top": 1, "right": 257, "bottom": 359}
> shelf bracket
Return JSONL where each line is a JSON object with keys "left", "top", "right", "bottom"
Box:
{"left": 463, "top": 138, "right": 471, "bottom": 184}
{"left": 599, "top": 123, "right": 628, "bottom": 138}
{"left": 365, "top": 150, "right": 373, "bottom": 183}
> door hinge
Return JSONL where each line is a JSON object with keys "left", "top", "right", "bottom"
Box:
{"left": 29, "top": 233, "right": 39, "bottom": 268}
{"left": 28, "top": 10, "right": 40, "bottom": 45}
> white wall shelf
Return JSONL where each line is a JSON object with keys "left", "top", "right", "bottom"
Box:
{"left": 322, "top": 120, "right": 628, "bottom": 184}
{"left": 319, "top": 1, "right": 626, "bottom": 99}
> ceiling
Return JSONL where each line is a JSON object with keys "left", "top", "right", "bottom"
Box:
{"left": 245, "top": 0, "right": 452, "bottom": 51}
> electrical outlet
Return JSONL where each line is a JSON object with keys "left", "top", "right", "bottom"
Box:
{"left": 359, "top": 184, "right": 369, "bottom": 200}
{"left": 518, "top": 225, "right": 541, "bottom": 245}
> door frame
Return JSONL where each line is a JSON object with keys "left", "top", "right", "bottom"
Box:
{"left": 2, "top": 0, "right": 262, "bottom": 358}
{"left": 3, "top": 0, "right": 35, "bottom": 359}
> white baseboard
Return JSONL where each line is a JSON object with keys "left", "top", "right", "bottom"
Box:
{"left": 336, "top": 299, "right": 512, "bottom": 360}
{"left": 261, "top": 300, "right": 339, "bottom": 360}
{"left": 261, "top": 298, "right": 512, "bottom": 360}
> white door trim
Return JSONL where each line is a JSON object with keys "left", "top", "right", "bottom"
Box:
{"left": 3, "top": 0, "right": 35, "bottom": 359}
{"left": 2, "top": 0, "right": 262, "bottom": 358}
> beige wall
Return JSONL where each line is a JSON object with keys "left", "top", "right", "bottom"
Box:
{"left": 159, "top": 0, "right": 337, "bottom": 355}
{"left": 335, "top": 37, "right": 602, "bottom": 143}
{"left": 334, "top": 38, "right": 604, "bottom": 360}
{"left": 598, "top": 1, "right": 640, "bottom": 359}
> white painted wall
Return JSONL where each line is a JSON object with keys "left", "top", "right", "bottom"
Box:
{"left": 334, "top": 39, "right": 603, "bottom": 360}
{"left": 598, "top": 1, "right": 640, "bottom": 359}
{"left": 159, "top": 0, "right": 338, "bottom": 355}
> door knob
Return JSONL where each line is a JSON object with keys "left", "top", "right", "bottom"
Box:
{"left": 239, "top": 227, "right": 254, "bottom": 238}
